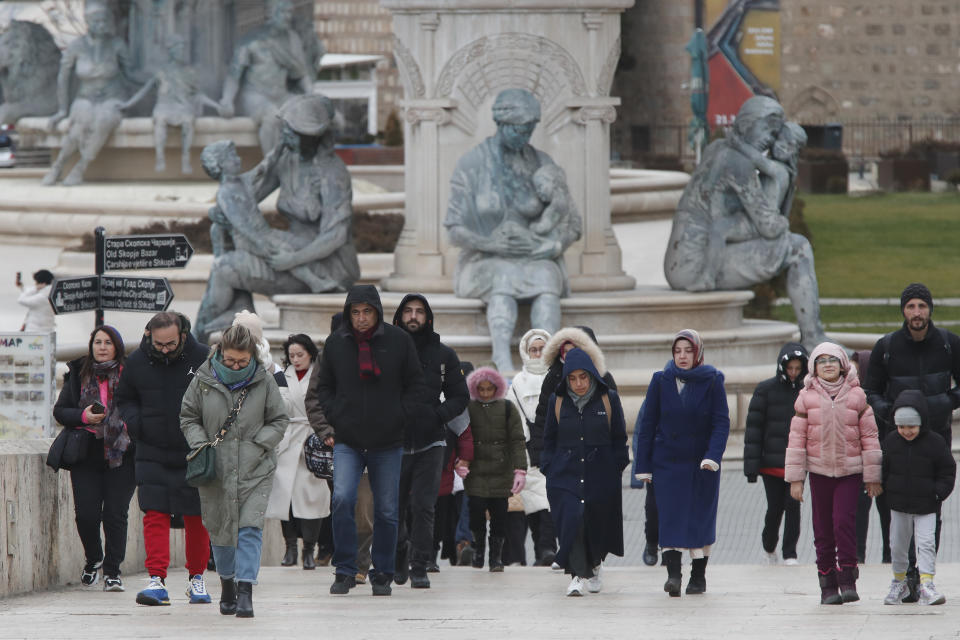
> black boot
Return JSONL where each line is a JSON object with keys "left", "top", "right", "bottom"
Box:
{"left": 219, "top": 577, "right": 237, "bottom": 616}
{"left": 686, "top": 557, "right": 708, "bottom": 594}
{"left": 662, "top": 550, "right": 682, "bottom": 597}
{"left": 838, "top": 565, "right": 859, "bottom": 602}
{"left": 281, "top": 539, "right": 298, "bottom": 567}
{"left": 471, "top": 533, "right": 485, "bottom": 569}
{"left": 393, "top": 540, "right": 410, "bottom": 585}
{"left": 902, "top": 566, "right": 920, "bottom": 603}
{"left": 488, "top": 537, "right": 505, "bottom": 572}
{"left": 818, "top": 569, "right": 843, "bottom": 605}
{"left": 302, "top": 543, "right": 317, "bottom": 570}
{"left": 236, "top": 581, "right": 254, "bottom": 618}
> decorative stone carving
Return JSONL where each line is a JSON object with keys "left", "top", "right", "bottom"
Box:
{"left": 596, "top": 36, "right": 621, "bottom": 97}
{"left": 392, "top": 36, "right": 426, "bottom": 99}
{"left": 663, "top": 95, "right": 828, "bottom": 351}
{"left": 572, "top": 105, "right": 618, "bottom": 125}
{"left": 0, "top": 20, "right": 61, "bottom": 125}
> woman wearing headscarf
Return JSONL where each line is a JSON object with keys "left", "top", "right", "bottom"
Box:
{"left": 542, "top": 347, "right": 629, "bottom": 596}
{"left": 635, "top": 329, "right": 730, "bottom": 597}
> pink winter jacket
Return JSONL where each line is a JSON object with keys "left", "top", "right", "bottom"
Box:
{"left": 784, "top": 371, "right": 882, "bottom": 483}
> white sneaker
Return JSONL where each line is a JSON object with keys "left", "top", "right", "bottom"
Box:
{"left": 566, "top": 576, "right": 585, "bottom": 597}
{"left": 918, "top": 581, "right": 946, "bottom": 606}
{"left": 784, "top": 558, "right": 799, "bottom": 566}
{"left": 587, "top": 565, "right": 602, "bottom": 593}
{"left": 551, "top": 561, "right": 562, "bottom": 571}
{"left": 764, "top": 551, "right": 778, "bottom": 565}
{"left": 883, "top": 579, "right": 908, "bottom": 605}
{"left": 186, "top": 574, "right": 212, "bottom": 604}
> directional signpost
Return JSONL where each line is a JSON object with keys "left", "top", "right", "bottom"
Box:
{"left": 49, "top": 227, "right": 192, "bottom": 326}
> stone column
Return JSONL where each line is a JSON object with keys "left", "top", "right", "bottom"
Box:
{"left": 381, "top": 0, "right": 636, "bottom": 293}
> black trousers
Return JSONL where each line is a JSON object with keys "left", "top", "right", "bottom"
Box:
{"left": 280, "top": 505, "right": 322, "bottom": 546}
{"left": 760, "top": 475, "right": 800, "bottom": 559}
{"left": 69, "top": 456, "right": 136, "bottom": 577}
{"left": 501, "top": 511, "right": 529, "bottom": 565}
{"left": 433, "top": 492, "right": 463, "bottom": 561}
{"left": 397, "top": 446, "right": 446, "bottom": 571}
{"left": 644, "top": 482, "right": 659, "bottom": 549}
{"left": 527, "top": 509, "right": 557, "bottom": 559}
{"left": 468, "top": 496, "right": 508, "bottom": 541}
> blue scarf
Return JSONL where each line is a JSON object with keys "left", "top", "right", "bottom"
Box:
{"left": 212, "top": 355, "right": 258, "bottom": 390}
{"left": 663, "top": 359, "right": 719, "bottom": 389}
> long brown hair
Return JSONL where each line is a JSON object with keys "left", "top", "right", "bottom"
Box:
{"left": 79, "top": 325, "right": 126, "bottom": 383}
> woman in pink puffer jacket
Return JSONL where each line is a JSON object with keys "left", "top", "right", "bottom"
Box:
{"left": 785, "top": 342, "right": 882, "bottom": 605}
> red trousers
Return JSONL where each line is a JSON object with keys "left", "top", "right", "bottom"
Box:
{"left": 143, "top": 510, "right": 210, "bottom": 578}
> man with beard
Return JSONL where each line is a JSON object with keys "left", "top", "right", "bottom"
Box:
{"left": 391, "top": 294, "right": 469, "bottom": 588}
{"left": 864, "top": 283, "right": 960, "bottom": 601}
{"left": 117, "top": 311, "right": 212, "bottom": 606}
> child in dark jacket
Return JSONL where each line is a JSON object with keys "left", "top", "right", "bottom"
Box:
{"left": 464, "top": 367, "right": 528, "bottom": 572}
{"left": 881, "top": 390, "right": 956, "bottom": 606}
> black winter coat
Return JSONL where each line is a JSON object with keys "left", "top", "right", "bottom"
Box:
{"left": 881, "top": 390, "right": 956, "bottom": 514}
{"left": 313, "top": 285, "right": 425, "bottom": 450}
{"left": 743, "top": 342, "right": 808, "bottom": 480}
{"left": 391, "top": 294, "right": 469, "bottom": 452}
{"left": 864, "top": 321, "right": 960, "bottom": 444}
{"left": 117, "top": 332, "right": 209, "bottom": 515}
{"left": 53, "top": 357, "right": 134, "bottom": 470}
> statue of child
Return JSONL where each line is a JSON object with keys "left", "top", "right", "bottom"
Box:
{"left": 529, "top": 164, "right": 575, "bottom": 236}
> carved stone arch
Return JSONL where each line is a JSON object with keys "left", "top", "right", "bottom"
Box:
{"left": 789, "top": 86, "right": 840, "bottom": 122}
{"left": 434, "top": 33, "right": 587, "bottom": 135}
{"left": 393, "top": 35, "right": 426, "bottom": 99}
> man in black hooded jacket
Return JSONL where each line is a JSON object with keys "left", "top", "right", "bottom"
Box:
{"left": 312, "top": 285, "right": 424, "bottom": 597}
{"left": 390, "top": 293, "right": 469, "bottom": 588}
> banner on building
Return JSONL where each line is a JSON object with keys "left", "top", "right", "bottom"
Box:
{"left": 0, "top": 332, "right": 56, "bottom": 439}
{"left": 705, "top": 0, "right": 781, "bottom": 129}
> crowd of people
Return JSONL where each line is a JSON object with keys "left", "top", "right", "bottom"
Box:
{"left": 49, "top": 281, "right": 959, "bottom": 616}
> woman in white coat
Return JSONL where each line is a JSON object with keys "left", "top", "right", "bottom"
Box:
{"left": 265, "top": 334, "right": 331, "bottom": 569}
{"left": 507, "top": 329, "right": 557, "bottom": 566}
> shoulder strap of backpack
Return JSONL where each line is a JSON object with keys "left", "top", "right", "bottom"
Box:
{"left": 554, "top": 396, "right": 562, "bottom": 423}
{"left": 601, "top": 393, "right": 612, "bottom": 428}
{"left": 939, "top": 327, "right": 952, "bottom": 357}
{"left": 883, "top": 332, "right": 893, "bottom": 366}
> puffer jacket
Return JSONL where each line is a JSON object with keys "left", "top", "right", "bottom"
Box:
{"left": 784, "top": 345, "right": 882, "bottom": 483}
{"left": 463, "top": 367, "right": 527, "bottom": 498}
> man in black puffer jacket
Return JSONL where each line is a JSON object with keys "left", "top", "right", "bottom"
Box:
{"left": 116, "top": 312, "right": 211, "bottom": 606}
{"left": 743, "top": 342, "right": 808, "bottom": 564}
{"left": 882, "top": 390, "right": 956, "bottom": 605}
{"left": 313, "top": 285, "right": 425, "bottom": 596}
{"left": 390, "top": 293, "right": 468, "bottom": 588}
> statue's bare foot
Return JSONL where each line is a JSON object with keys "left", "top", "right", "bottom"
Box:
{"left": 41, "top": 169, "right": 59, "bottom": 186}
{"left": 155, "top": 158, "right": 166, "bottom": 172}
{"left": 62, "top": 166, "right": 85, "bottom": 186}
{"left": 181, "top": 160, "right": 192, "bottom": 174}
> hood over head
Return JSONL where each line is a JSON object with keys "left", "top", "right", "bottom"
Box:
{"left": 392, "top": 293, "right": 435, "bottom": 334}
{"left": 805, "top": 342, "right": 853, "bottom": 386}
{"left": 541, "top": 326, "right": 606, "bottom": 376}
{"left": 518, "top": 328, "right": 551, "bottom": 375}
{"left": 467, "top": 366, "right": 508, "bottom": 401}
{"left": 341, "top": 285, "right": 384, "bottom": 334}
{"left": 892, "top": 389, "right": 930, "bottom": 431}
{"left": 776, "top": 342, "right": 808, "bottom": 389}
{"left": 558, "top": 347, "right": 608, "bottom": 394}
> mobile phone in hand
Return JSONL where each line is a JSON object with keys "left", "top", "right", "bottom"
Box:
{"left": 91, "top": 401, "right": 106, "bottom": 414}
{"left": 15, "top": 272, "right": 21, "bottom": 287}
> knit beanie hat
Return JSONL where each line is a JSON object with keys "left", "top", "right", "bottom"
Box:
{"left": 894, "top": 406, "right": 922, "bottom": 427}
{"left": 901, "top": 283, "right": 933, "bottom": 313}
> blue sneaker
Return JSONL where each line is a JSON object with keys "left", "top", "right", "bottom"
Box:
{"left": 136, "top": 576, "right": 170, "bottom": 606}
{"left": 186, "top": 574, "right": 212, "bottom": 604}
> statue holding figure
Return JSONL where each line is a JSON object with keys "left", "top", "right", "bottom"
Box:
{"left": 218, "top": 0, "right": 315, "bottom": 153}
{"left": 663, "top": 95, "right": 828, "bottom": 350}
{"left": 445, "top": 88, "right": 582, "bottom": 372}
{"left": 0, "top": 20, "right": 61, "bottom": 125}
{"left": 43, "top": 2, "right": 149, "bottom": 186}
{"left": 194, "top": 94, "right": 360, "bottom": 342}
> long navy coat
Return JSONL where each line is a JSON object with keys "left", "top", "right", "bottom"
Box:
{"left": 542, "top": 349, "right": 629, "bottom": 573}
{"left": 635, "top": 360, "right": 729, "bottom": 549}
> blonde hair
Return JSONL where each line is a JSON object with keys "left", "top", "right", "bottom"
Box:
{"left": 218, "top": 324, "right": 259, "bottom": 361}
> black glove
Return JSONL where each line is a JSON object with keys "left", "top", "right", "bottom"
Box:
{"left": 747, "top": 474, "right": 758, "bottom": 483}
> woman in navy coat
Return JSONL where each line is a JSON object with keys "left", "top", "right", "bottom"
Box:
{"left": 543, "top": 347, "right": 629, "bottom": 597}
{"left": 635, "top": 329, "right": 730, "bottom": 597}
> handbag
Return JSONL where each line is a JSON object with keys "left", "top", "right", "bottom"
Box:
{"left": 185, "top": 388, "right": 248, "bottom": 487}
{"left": 46, "top": 427, "right": 93, "bottom": 471}
{"left": 303, "top": 432, "right": 334, "bottom": 480}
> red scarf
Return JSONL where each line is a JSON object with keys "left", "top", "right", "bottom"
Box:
{"left": 352, "top": 327, "right": 381, "bottom": 379}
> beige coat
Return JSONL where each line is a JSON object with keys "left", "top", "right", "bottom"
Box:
{"left": 265, "top": 364, "right": 331, "bottom": 520}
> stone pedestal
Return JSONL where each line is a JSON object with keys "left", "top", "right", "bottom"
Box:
{"left": 381, "top": 0, "right": 636, "bottom": 293}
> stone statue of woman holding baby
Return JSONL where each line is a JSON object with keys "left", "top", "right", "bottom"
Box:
{"left": 445, "top": 88, "right": 582, "bottom": 371}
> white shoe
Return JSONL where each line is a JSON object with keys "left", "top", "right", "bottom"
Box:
{"left": 551, "top": 562, "right": 562, "bottom": 571}
{"left": 784, "top": 558, "right": 799, "bottom": 566}
{"left": 566, "top": 576, "right": 585, "bottom": 597}
{"left": 764, "top": 551, "right": 778, "bottom": 565}
{"left": 587, "top": 565, "right": 602, "bottom": 593}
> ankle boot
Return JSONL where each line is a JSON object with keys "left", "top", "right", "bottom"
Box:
{"left": 471, "top": 533, "right": 485, "bottom": 569}
{"left": 236, "top": 581, "right": 254, "bottom": 618}
{"left": 686, "top": 556, "right": 708, "bottom": 594}
{"left": 219, "top": 577, "right": 237, "bottom": 615}
{"left": 281, "top": 539, "right": 297, "bottom": 567}
{"left": 818, "top": 569, "right": 843, "bottom": 605}
{"left": 488, "top": 537, "right": 505, "bottom": 572}
{"left": 662, "top": 550, "right": 682, "bottom": 597}
{"left": 838, "top": 565, "right": 859, "bottom": 602}
{"left": 302, "top": 543, "right": 317, "bottom": 570}
{"left": 394, "top": 540, "right": 410, "bottom": 585}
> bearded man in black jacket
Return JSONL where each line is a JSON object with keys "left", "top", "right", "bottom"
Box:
{"left": 390, "top": 294, "right": 469, "bottom": 588}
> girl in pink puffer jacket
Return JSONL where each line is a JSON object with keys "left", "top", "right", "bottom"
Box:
{"left": 785, "top": 342, "right": 882, "bottom": 605}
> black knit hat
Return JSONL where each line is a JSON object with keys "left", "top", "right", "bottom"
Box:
{"left": 901, "top": 283, "right": 933, "bottom": 313}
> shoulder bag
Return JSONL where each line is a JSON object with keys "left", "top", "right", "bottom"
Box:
{"left": 185, "top": 388, "right": 248, "bottom": 487}
{"left": 46, "top": 427, "right": 93, "bottom": 471}
{"left": 303, "top": 433, "right": 334, "bottom": 480}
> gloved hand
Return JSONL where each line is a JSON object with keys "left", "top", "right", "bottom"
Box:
{"left": 511, "top": 469, "right": 526, "bottom": 494}
{"left": 454, "top": 461, "right": 470, "bottom": 478}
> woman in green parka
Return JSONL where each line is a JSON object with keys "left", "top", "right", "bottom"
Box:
{"left": 180, "top": 324, "right": 288, "bottom": 619}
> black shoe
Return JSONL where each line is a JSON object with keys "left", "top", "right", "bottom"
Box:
{"left": 818, "top": 570, "right": 843, "bottom": 605}
{"left": 302, "top": 544, "right": 317, "bottom": 570}
{"left": 426, "top": 561, "right": 440, "bottom": 573}
{"left": 329, "top": 573, "right": 357, "bottom": 595}
{"left": 534, "top": 550, "right": 556, "bottom": 567}
{"left": 902, "top": 567, "right": 920, "bottom": 603}
{"left": 281, "top": 540, "right": 298, "bottom": 567}
{"left": 662, "top": 550, "right": 682, "bottom": 597}
{"left": 371, "top": 573, "right": 393, "bottom": 596}
{"left": 685, "top": 557, "right": 708, "bottom": 594}
{"left": 488, "top": 537, "right": 505, "bottom": 572}
{"left": 471, "top": 536, "right": 485, "bottom": 569}
{"left": 219, "top": 578, "right": 237, "bottom": 615}
{"left": 394, "top": 542, "right": 410, "bottom": 585}
{"left": 103, "top": 575, "right": 124, "bottom": 592}
{"left": 410, "top": 571, "right": 431, "bottom": 589}
{"left": 642, "top": 545, "right": 658, "bottom": 567}
{"left": 80, "top": 560, "right": 102, "bottom": 586}
{"left": 235, "top": 581, "right": 253, "bottom": 618}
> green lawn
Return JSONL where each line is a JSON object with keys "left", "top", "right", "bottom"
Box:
{"left": 770, "top": 304, "right": 960, "bottom": 334}
{"left": 802, "top": 192, "right": 960, "bottom": 298}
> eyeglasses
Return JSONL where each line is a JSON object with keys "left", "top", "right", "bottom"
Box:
{"left": 222, "top": 356, "right": 251, "bottom": 369}
{"left": 815, "top": 356, "right": 840, "bottom": 365}
{"left": 152, "top": 339, "right": 179, "bottom": 351}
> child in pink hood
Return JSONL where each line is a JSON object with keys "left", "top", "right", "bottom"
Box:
{"left": 785, "top": 342, "right": 882, "bottom": 605}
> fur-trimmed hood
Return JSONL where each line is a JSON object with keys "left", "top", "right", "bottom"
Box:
{"left": 541, "top": 326, "right": 606, "bottom": 377}
{"left": 518, "top": 328, "right": 551, "bottom": 375}
{"left": 467, "top": 366, "right": 508, "bottom": 401}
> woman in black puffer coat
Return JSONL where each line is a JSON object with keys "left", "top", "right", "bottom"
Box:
{"left": 743, "top": 342, "right": 808, "bottom": 563}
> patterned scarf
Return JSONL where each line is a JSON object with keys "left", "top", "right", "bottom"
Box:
{"left": 352, "top": 327, "right": 381, "bottom": 379}
{"left": 79, "top": 360, "right": 129, "bottom": 469}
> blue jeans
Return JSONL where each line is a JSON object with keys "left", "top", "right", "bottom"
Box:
{"left": 212, "top": 527, "right": 263, "bottom": 584}
{"left": 331, "top": 444, "right": 403, "bottom": 578}
{"left": 455, "top": 492, "right": 473, "bottom": 543}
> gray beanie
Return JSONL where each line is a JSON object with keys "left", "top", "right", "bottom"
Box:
{"left": 894, "top": 406, "right": 922, "bottom": 427}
